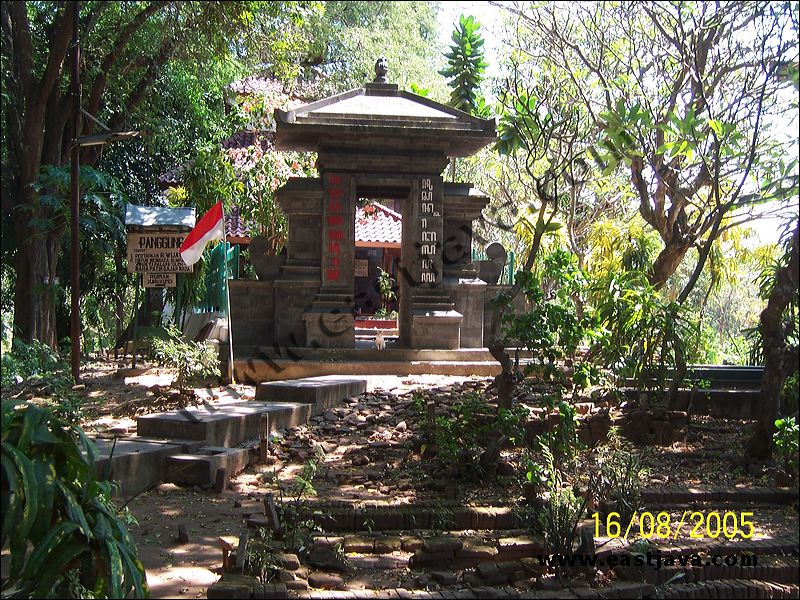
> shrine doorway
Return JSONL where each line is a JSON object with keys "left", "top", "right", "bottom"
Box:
{"left": 353, "top": 185, "right": 408, "bottom": 348}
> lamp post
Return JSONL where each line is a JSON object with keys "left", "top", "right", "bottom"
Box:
{"left": 69, "top": 2, "right": 140, "bottom": 382}
{"left": 70, "top": 1, "right": 81, "bottom": 382}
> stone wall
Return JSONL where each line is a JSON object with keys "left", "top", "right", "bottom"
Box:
{"left": 445, "top": 280, "right": 485, "bottom": 348}
{"left": 482, "top": 285, "right": 528, "bottom": 344}
{"left": 229, "top": 280, "right": 275, "bottom": 351}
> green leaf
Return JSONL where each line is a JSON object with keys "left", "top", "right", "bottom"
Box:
{"left": 56, "top": 479, "right": 93, "bottom": 539}
{"left": 33, "top": 539, "right": 87, "bottom": 598}
{"left": 3, "top": 444, "right": 39, "bottom": 541}
{"left": 120, "top": 549, "right": 149, "bottom": 598}
{"left": 105, "top": 539, "right": 124, "bottom": 599}
{"left": 30, "top": 458, "right": 57, "bottom": 542}
{"left": 543, "top": 222, "right": 563, "bottom": 233}
{"left": 75, "top": 426, "right": 98, "bottom": 466}
{"left": 1, "top": 454, "right": 21, "bottom": 547}
{"left": 22, "top": 521, "right": 79, "bottom": 579}
{"left": 9, "top": 535, "right": 28, "bottom": 581}
{"left": 17, "top": 405, "right": 45, "bottom": 453}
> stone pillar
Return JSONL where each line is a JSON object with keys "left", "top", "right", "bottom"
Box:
{"left": 401, "top": 175, "right": 462, "bottom": 349}
{"left": 303, "top": 172, "right": 356, "bottom": 347}
{"left": 441, "top": 185, "right": 490, "bottom": 347}
{"left": 273, "top": 178, "right": 324, "bottom": 347}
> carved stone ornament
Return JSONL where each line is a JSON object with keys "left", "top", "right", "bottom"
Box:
{"left": 374, "top": 56, "right": 389, "bottom": 83}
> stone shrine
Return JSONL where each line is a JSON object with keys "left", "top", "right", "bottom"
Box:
{"left": 230, "top": 61, "right": 498, "bottom": 352}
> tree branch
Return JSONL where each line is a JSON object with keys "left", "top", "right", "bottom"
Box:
{"left": 33, "top": 2, "right": 77, "bottom": 118}
{"left": 85, "top": 1, "right": 169, "bottom": 122}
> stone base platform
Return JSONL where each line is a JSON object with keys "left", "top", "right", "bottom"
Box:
{"left": 227, "top": 347, "right": 506, "bottom": 383}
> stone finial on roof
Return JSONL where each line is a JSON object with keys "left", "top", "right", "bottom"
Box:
{"left": 374, "top": 56, "right": 389, "bottom": 83}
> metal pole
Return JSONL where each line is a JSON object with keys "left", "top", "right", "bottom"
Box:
{"left": 70, "top": 2, "right": 82, "bottom": 383}
{"left": 132, "top": 275, "right": 141, "bottom": 369}
{"left": 175, "top": 273, "right": 182, "bottom": 329}
{"left": 223, "top": 234, "right": 236, "bottom": 385}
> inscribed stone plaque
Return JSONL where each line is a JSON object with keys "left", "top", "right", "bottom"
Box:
{"left": 414, "top": 176, "right": 443, "bottom": 286}
{"left": 321, "top": 172, "right": 354, "bottom": 290}
{"left": 127, "top": 233, "right": 191, "bottom": 273}
{"left": 143, "top": 272, "right": 177, "bottom": 288}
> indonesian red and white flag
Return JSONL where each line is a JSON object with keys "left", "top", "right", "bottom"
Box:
{"left": 180, "top": 201, "right": 225, "bottom": 267}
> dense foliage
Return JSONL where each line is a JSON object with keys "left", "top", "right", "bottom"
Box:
{"left": 1, "top": 403, "right": 147, "bottom": 598}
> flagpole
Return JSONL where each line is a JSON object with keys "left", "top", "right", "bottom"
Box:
{"left": 223, "top": 212, "right": 236, "bottom": 385}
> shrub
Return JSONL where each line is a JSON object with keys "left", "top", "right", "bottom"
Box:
{"left": 1, "top": 339, "right": 65, "bottom": 388}
{"left": 1, "top": 402, "right": 148, "bottom": 598}
{"left": 376, "top": 267, "right": 396, "bottom": 315}
{"left": 150, "top": 325, "right": 220, "bottom": 394}
{"left": 534, "top": 444, "right": 590, "bottom": 582}
{"left": 781, "top": 372, "right": 799, "bottom": 416}
{"left": 1, "top": 339, "right": 83, "bottom": 423}
{"left": 242, "top": 527, "right": 281, "bottom": 584}
{"left": 500, "top": 250, "right": 592, "bottom": 385}
{"left": 594, "top": 428, "right": 647, "bottom": 530}
{"left": 428, "top": 391, "right": 527, "bottom": 480}
{"left": 773, "top": 416, "right": 798, "bottom": 482}
{"left": 587, "top": 269, "right": 693, "bottom": 391}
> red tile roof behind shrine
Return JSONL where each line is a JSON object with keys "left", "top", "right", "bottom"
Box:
{"left": 355, "top": 202, "right": 402, "bottom": 245}
{"left": 225, "top": 205, "right": 249, "bottom": 239}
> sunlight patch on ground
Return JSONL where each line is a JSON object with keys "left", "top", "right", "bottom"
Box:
{"left": 125, "top": 373, "right": 175, "bottom": 387}
{"left": 146, "top": 566, "right": 218, "bottom": 599}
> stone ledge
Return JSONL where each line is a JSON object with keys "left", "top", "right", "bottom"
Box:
{"left": 165, "top": 446, "right": 249, "bottom": 486}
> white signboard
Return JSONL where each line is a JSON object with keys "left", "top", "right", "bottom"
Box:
{"left": 144, "top": 272, "right": 177, "bottom": 288}
{"left": 127, "top": 233, "right": 191, "bottom": 273}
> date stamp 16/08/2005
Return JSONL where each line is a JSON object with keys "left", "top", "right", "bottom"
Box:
{"left": 594, "top": 511, "right": 756, "bottom": 540}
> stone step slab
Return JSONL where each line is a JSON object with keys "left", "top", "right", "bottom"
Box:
{"left": 278, "top": 502, "right": 524, "bottom": 533}
{"left": 256, "top": 376, "right": 367, "bottom": 412}
{"left": 92, "top": 436, "right": 205, "bottom": 498}
{"left": 164, "top": 446, "right": 249, "bottom": 486}
{"left": 137, "top": 401, "right": 313, "bottom": 447}
{"left": 208, "top": 580, "right": 657, "bottom": 598}
{"left": 236, "top": 358, "right": 503, "bottom": 382}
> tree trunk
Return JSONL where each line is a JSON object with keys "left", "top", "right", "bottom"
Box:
{"left": 11, "top": 190, "right": 62, "bottom": 349}
{"left": 746, "top": 223, "right": 799, "bottom": 460}
{"left": 649, "top": 241, "right": 692, "bottom": 290}
{"left": 114, "top": 246, "right": 125, "bottom": 358}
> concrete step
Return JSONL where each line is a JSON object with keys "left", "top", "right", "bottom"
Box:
{"left": 136, "top": 401, "right": 313, "bottom": 447}
{"left": 622, "top": 388, "right": 760, "bottom": 418}
{"left": 624, "top": 379, "right": 762, "bottom": 390}
{"left": 92, "top": 436, "right": 204, "bottom": 499}
{"left": 644, "top": 534, "right": 800, "bottom": 557}
{"left": 659, "top": 579, "right": 799, "bottom": 599}
{"left": 255, "top": 375, "right": 367, "bottom": 410}
{"left": 640, "top": 485, "right": 798, "bottom": 506}
{"left": 210, "top": 581, "right": 659, "bottom": 599}
{"left": 355, "top": 328, "right": 399, "bottom": 336}
{"left": 165, "top": 446, "right": 249, "bottom": 487}
{"left": 617, "top": 554, "right": 800, "bottom": 587}
{"left": 266, "top": 501, "right": 533, "bottom": 533}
